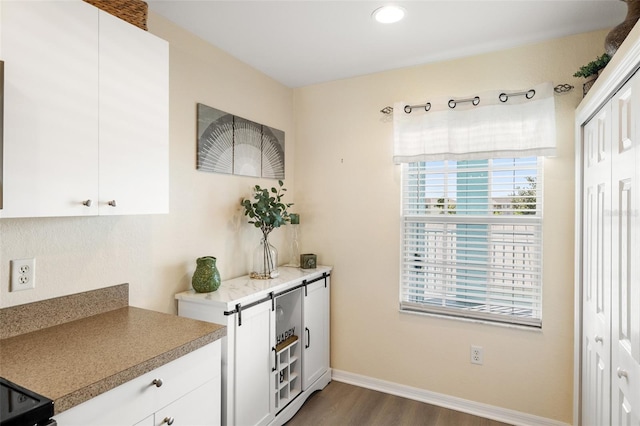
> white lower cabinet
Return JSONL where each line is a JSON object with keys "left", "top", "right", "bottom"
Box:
{"left": 133, "top": 415, "right": 154, "bottom": 426}
{"left": 153, "top": 379, "right": 221, "bottom": 426}
{"left": 176, "top": 267, "right": 332, "bottom": 426}
{"left": 54, "top": 341, "right": 221, "bottom": 426}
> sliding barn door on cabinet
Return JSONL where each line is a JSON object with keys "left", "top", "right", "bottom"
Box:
{"left": 234, "top": 300, "right": 276, "bottom": 426}
{"left": 581, "top": 74, "right": 640, "bottom": 426}
{"left": 302, "top": 276, "right": 330, "bottom": 390}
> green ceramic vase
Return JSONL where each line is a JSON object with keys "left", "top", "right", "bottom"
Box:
{"left": 192, "top": 256, "right": 221, "bottom": 293}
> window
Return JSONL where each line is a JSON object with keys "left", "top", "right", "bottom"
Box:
{"left": 400, "top": 157, "right": 543, "bottom": 327}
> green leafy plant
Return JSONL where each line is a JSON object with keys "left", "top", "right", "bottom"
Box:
{"left": 241, "top": 180, "right": 293, "bottom": 279}
{"left": 241, "top": 180, "right": 293, "bottom": 239}
{"left": 573, "top": 53, "right": 611, "bottom": 78}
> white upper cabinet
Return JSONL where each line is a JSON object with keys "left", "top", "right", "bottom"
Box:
{"left": 0, "top": 1, "right": 169, "bottom": 218}
{"left": 0, "top": 1, "right": 100, "bottom": 217}
{"left": 98, "top": 10, "right": 169, "bottom": 215}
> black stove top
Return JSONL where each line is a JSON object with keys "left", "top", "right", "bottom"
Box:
{"left": 0, "top": 377, "right": 54, "bottom": 426}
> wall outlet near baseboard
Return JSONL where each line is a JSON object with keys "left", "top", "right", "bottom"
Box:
{"left": 471, "top": 345, "right": 483, "bottom": 365}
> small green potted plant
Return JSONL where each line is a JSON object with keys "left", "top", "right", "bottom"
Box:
{"left": 241, "top": 180, "right": 293, "bottom": 279}
{"left": 574, "top": 53, "right": 611, "bottom": 96}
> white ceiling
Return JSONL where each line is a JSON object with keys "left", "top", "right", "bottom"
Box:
{"left": 146, "top": 1, "right": 627, "bottom": 88}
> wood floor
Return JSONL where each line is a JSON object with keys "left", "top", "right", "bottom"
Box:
{"left": 286, "top": 381, "right": 513, "bottom": 426}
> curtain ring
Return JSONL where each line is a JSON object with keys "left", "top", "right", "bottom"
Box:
{"left": 526, "top": 89, "right": 536, "bottom": 99}
{"left": 499, "top": 93, "right": 508, "bottom": 102}
{"left": 424, "top": 103, "right": 431, "bottom": 112}
{"left": 448, "top": 99, "right": 456, "bottom": 109}
{"left": 472, "top": 96, "right": 480, "bottom": 106}
{"left": 404, "top": 105, "right": 412, "bottom": 113}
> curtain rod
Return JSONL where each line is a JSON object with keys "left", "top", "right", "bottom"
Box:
{"left": 380, "top": 83, "right": 573, "bottom": 115}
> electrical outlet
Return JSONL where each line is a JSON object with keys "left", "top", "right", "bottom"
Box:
{"left": 471, "top": 345, "right": 483, "bottom": 365}
{"left": 10, "top": 258, "right": 35, "bottom": 291}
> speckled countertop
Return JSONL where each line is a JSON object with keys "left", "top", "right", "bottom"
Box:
{"left": 0, "top": 285, "right": 226, "bottom": 414}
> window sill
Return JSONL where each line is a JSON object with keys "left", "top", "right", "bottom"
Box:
{"left": 398, "top": 308, "right": 543, "bottom": 332}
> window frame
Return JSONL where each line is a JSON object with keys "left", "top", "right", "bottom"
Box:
{"left": 399, "top": 157, "right": 544, "bottom": 328}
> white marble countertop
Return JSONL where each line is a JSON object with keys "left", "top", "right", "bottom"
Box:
{"left": 175, "top": 266, "right": 332, "bottom": 310}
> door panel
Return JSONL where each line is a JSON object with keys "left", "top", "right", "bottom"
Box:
{"left": 303, "top": 277, "right": 329, "bottom": 390}
{"left": 99, "top": 10, "right": 169, "bottom": 215}
{"left": 0, "top": 1, "right": 99, "bottom": 217}
{"left": 234, "top": 301, "right": 275, "bottom": 426}
{"left": 610, "top": 74, "right": 640, "bottom": 426}
{"left": 582, "top": 106, "right": 612, "bottom": 425}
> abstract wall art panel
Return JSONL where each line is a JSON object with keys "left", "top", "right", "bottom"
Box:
{"left": 197, "top": 103, "right": 285, "bottom": 179}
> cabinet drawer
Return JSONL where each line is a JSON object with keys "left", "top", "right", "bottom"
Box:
{"left": 154, "top": 378, "right": 221, "bottom": 426}
{"left": 54, "top": 341, "right": 221, "bottom": 425}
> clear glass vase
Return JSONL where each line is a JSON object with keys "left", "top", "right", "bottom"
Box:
{"left": 252, "top": 237, "right": 279, "bottom": 279}
{"left": 289, "top": 214, "right": 301, "bottom": 267}
{"left": 289, "top": 224, "right": 300, "bottom": 267}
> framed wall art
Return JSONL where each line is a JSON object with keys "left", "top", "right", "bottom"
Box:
{"left": 196, "top": 103, "right": 285, "bottom": 179}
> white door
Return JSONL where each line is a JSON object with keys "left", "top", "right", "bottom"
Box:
{"left": 610, "top": 75, "right": 640, "bottom": 426}
{"left": 98, "top": 10, "right": 169, "bottom": 215}
{"left": 582, "top": 106, "right": 612, "bottom": 426}
{"left": 234, "top": 301, "right": 275, "bottom": 426}
{"left": 303, "top": 276, "right": 329, "bottom": 390}
{"left": 0, "top": 1, "right": 99, "bottom": 217}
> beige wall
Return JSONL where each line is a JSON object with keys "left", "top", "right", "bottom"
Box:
{"left": 0, "top": 12, "right": 296, "bottom": 312}
{"left": 292, "top": 30, "right": 609, "bottom": 423}
{"left": 0, "top": 8, "right": 609, "bottom": 423}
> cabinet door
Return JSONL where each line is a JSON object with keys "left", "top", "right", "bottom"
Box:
{"left": 154, "top": 379, "right": 220, "bottom": 426}
{"left": 98, "top": 10, "right": 169, "bottom": 215}
{"left": 303, "top": 276, "right": 330, "bottom": 390}
{"left": 0, "top": 1, "right": 99, "bottom": 217}
{"left": 234, "top": 301, "right": 275, "bottom": 426}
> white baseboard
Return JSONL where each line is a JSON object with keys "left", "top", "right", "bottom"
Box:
{"left": 331, "top": 369, "right": 570, "bottom": 426}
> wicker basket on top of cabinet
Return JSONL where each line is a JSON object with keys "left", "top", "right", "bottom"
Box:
{"left": 83, "top": 0, "right": 148, "bottom": 30}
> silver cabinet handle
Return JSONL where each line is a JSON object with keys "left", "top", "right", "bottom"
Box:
{"left": 108, "top": 200, "right": 117, "bottom": 207}
{"left": 163, "top": 417, "right": 175, "bottom": 425}
{"left": 82, "top": 200, "right": 92, "bottom": 207}
{"left": 152, "top": 378, "right": 163, "bottom": 387}
{"left": 595, "top": 335, "right": 603, "bottom": 343}
{"left": 617, "top": 368, "right": 629, "bottom": 379}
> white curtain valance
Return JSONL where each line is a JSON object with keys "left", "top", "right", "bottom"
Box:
{"left": 393, "top": 82, "right": 557, "bottom": 163}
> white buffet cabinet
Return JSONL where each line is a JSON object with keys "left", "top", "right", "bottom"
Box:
{"left": 175, "top": 266, "right": 332, "bottom": 426}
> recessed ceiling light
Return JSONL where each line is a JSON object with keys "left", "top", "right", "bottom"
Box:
{"left": 372, "top": 5, "right": 406, "bottom": 24}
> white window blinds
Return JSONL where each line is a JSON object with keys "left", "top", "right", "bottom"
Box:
{"left": 400, "top": 157, "right": 543, "bottom": 327}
